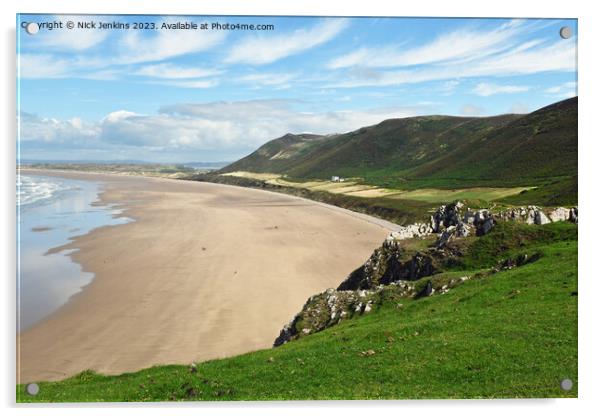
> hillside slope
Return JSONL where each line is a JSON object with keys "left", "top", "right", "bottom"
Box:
{"left": 220, "top": 98, "right": 577, "bottom": 192}
{"left": 222, "top": 133, "right": 330, "bottom": 174}
{"left": 408, "top": 98, "right": 578, "bottom": 187}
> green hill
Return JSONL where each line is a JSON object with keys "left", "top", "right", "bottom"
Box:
{"left": 407, "top": 98, "right": 578, "bottom": 187}
{"left": 220, "top": 98, "right": 577, "bottom": 202}
{"left": 221, "top": 133, "right": 330, "bottom": 174}
{"left": 18, "top": 221, "right": 577, "bottom": 401}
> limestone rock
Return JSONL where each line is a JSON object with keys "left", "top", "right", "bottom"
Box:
{"left": 436, "top": 222, "right": 472, "bottom": 248}
{"left": 387, "top": 222, "right": 432, "bottom": 241}
{"left": 430, "top": 201, "right": 464, "bottom": 233}
{"left": 535, "top": 210, "right": 551, "bottom": 225}
{"left": 549, "top": 207, "right": 571, "bottom": 222}
{"left": 471, "top": 210, "right": 495, "bottom": 236}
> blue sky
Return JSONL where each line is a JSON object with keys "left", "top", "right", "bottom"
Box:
{"left": 17, "top": 15, "right": 577, "bottom": 162}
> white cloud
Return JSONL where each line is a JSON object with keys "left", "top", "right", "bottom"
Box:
{"left": 328, "top": 20, "right": 525, "bottom": 69}
{"left": 18, "top": 55, "right": 223, "bottom": 84}
{"left": 18, "top": 54, "right": 72, "bottom": 79}
{"left": 474, "top": 41, "right": 575, "bottom": 75}
{"left": 154, "top": 79, "right": 220, "bottom": 89}
{"left": 440, "top": 79, "right": 460, "bottom": 95}
{"left": 32, "top": 16, "right": 109, "bottom": 51}
{"left": 134, "top": 63, "right": 221, "bottom": 79}
{"left": 325, "top": 19, "right": 576, "bottom": 89}
{"left": 330, "top": 40, "right": 576, "bottom": 88}
{"left": 19, "top": 17, "right": 227, "bottom": 81}
{"left": 81, "top": 69, "right": 122, "bottom": 81}
{"left": 544, "top": 81, "right": 577, "bottom": 98}
{"left": 117, "top": 18, "right": 227, "bottom": 65}
{"left": 472, "top": 82, "right": 530, "bottom": 97}
{"left": 19, "top": 112, "right": 99, "bottom": 143}
{"left": 20, "top": 100, "right": 426, "bottom": 159}
{"left": 225, "top": 19, "right": 348, "bottom": 65}
{"left": 236, "top": 72, "right": 298, "bottom": 88}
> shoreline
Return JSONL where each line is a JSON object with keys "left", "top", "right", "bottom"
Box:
{"left": 19, "top": 168, "right": 404, "bottom": 233}
{"left": 17, "top": 174, "right": 133, "bottom": 331}
{"left": 17, "top": 170, "right": 391, "bottom": 382}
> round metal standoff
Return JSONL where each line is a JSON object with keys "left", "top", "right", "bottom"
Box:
{"left": 26, "top": 383, "right": 39, "bottom": 395}
{"left": 559, "top": 26, "right": 572, "bottom": 39}
{"left": 25, "top": 22, "right": 39, "bottom": 35}
{"left": 560, "top": 378, "right": 573, "bottom": 391}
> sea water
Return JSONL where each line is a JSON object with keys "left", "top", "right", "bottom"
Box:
{"left": 17, "top": 174, "right": 131, "bottom": 331}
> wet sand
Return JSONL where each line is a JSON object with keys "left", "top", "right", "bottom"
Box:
{"left": 17, "top": 171, "right": 392, "bottom": 382}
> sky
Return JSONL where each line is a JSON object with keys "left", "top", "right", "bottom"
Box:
{"left": 17, "top": 15, "right": 578, "bottom": 163}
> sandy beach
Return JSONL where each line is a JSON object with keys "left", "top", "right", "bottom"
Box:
{"left": 17, "top": 171, "right": 392, "bottom": 383}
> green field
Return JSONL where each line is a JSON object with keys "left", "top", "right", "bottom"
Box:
{"left": 389, "top": 186, "right": 533, "bottom": 203}
{"left": 18, "top": 222, "right": 577, "bottom": 402}
{"left": 221, "top": 171, "right": 532, "bottom": 204}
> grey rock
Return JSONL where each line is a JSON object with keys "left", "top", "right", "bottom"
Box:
{"left": 569, "top": 207, "right": 578, "bottom": 223}
{"left": 481, "top": 217, "right": 495, "bottom": 235}
{"left": 535, "top": 210, "right": 551, "bottom": 225}
{"left": 430, "top": 201, "right": 464, "bottom": 233}
{"left": 435, "top": 222, "right": 472, "bottom": 248}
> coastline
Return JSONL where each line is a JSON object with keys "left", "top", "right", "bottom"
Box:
{"left": 17, "top": 170, "right": 391, "bottom": 382}
{"left": 18, "top": 173, "right": 132, "bottom": 331}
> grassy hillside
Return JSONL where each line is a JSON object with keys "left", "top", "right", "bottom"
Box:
{"left": 498, "top": 176, "right": 578, "bottom": 207}
{"left": 407, "top": 98, "right": 577, "bottom": 187}
{"left": 221, "top": 133, "right": 331, "bottom": 174}
{"left": 219, "top": 98, "right": 577, "bottom": 203}
{"left": 222, "top": 115, "right": 519, "bottom": 182}
{"left": 18, "top": 222, "right": 577, "bottom": 401}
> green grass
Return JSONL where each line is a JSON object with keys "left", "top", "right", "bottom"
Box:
{"left": 498, "top": 176, "right": 578, "bottom": 207}
{"left": 390, "top": 186, "right": 532, "bottom": 203}
{"left": 450, "top": 221, "right": 578, "bottom": 271}
{"left": 18, "top": 223, "right": 577, "bottom": 402}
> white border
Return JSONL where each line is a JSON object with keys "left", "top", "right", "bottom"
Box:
{"left": 2, "top": 1, "right": 600, "bottom": 415}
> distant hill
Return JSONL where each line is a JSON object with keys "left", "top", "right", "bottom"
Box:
{"left": 220, "top": 133, "right": 330, "bottom": 174}
{"left": 220, "top": 98, "right": 577, "bottom": 195}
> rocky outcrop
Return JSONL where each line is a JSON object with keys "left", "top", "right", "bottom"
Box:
{"left": 274, "top": 276, "right": 471, "bottom": 346}
{"left": 548, "top": 207, "right": 571, "bottom": 222}
{"left": 547, "top": 206, "right": 578, "bottom": 223}
{"left": 274, "top": 286, "right": 399, "bottom": 346}
{"left": 465, "top": 209, "right": 496, "bottom": 236}
{"left": 496, "top": 252, "right": 542, "bottom": 272}
{"left": 496, "top": 205, "right": 577, "bottom": 225}
{"left": 274, "top": 200, "right": 578, "bottom": 347}
{"left": 336, "top": 240, "right": 451, "bottom": 291}
{"left": 388, "top": 202, "right": 577, "bottom": 250}
{"left": 430, "top": 201, "right": 464, "bottom": 233}
{"left": 386, "top": 222, "right": 431, "bottom": 241}
{"left": 432, "top": 202, "right": 496, "bottom": 240}
{"left": 436, "top": 222, "right": 472, "bottom": 248}
{"left": 273, "top": 245, "right": 544, "bottom": 346}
